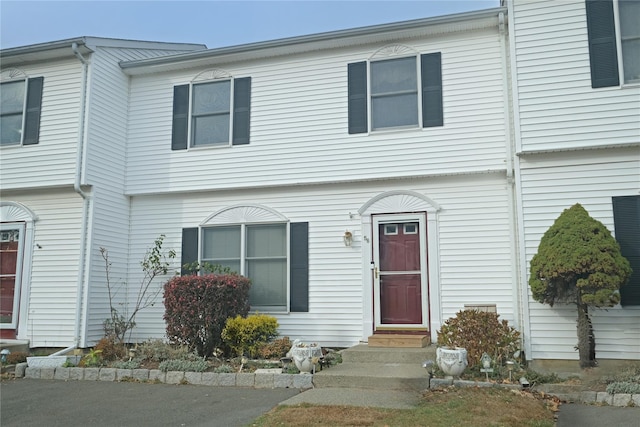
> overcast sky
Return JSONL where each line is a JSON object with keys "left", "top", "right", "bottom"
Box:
{"left": 1, "top": 1, "right": 500, "bottom": 50}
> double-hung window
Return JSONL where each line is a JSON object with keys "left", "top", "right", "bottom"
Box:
{"left": 171, "top": 76, "right": 251, "bottom": 150}
{"left": 348, "top": 51, "right": 442, "bottom": 134}
{"left": 202, "top": 224, "right": 287, "bottom": 310}
{"left": 181, "top": 213, "right": 309, "bottom": 313}
{"left": 0, "top": 77, "right": 44, "bottom": 146}
{"left": 585, "top": 0, "right": 640, "bottom": 87}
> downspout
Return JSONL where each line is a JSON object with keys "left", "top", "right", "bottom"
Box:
{"left": 499, "top": 11, "right": 523, "bottom": 335}
{"left": 52, "top": 43, "right": 92, "bottom": 355}
{"left": 504, "top": 2, "right": 533, "bottom": 361}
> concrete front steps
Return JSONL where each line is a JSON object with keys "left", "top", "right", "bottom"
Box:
{"left": 313, "top": 344, "right": 435, "bottom": 391}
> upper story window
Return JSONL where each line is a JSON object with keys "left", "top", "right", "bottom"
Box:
{"left": 0, "top": 75, "right": 44, "bottom": 146}
{"left": 171, "top": 72, "right": 251, "bottom": 151}
{"left": 585, "top": 0, "right": 640, "bottom": 87}
{"left": 347, "top": 46, "right": 443, "bottom": 134}
{"left": 370, "top": 57, "right": 419, "bottom": 130}
{"left": 618, "top": 0, "right": 640, "bottom": 84}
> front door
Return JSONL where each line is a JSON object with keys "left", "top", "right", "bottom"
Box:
{"left": 372, "top": 214, "right": 428, "bottom": 330}
{"left": 0, "top": 225, "right": 24, "bottom": 339}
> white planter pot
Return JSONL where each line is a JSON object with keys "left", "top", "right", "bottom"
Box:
{"left": 289, "top": 346, "right": 322, "bottom": 374}
{"left": 436, "top": 347, "right": 468, "bottom": 378}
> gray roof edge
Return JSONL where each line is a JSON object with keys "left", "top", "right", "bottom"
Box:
{"left": 121, "top": 7, "right": 506, "bottom": 70}
{"left": 1, "top": 36, "right": 206, "bottom": 58}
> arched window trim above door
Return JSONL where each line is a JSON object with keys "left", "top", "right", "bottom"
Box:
{"left": 0, "top": 201, "right": 38, "bottom": 223}
{"left": 358, "top": 190, "right": 440, "bottom": 216}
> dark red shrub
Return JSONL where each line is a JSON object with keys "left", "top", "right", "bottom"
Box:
{"left": 163, "top": 274, "right": 250, "bottom": 357}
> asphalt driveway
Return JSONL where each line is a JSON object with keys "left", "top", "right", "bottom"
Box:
{"left": 1, "top": 378, "right": 299, "bottom": 427}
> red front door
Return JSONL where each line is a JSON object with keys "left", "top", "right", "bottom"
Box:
{"left": 373, "top": 214, "right": 427, "bottom": 328}
{"left": 0, "top": 226, "right": 22, "bottom": 339}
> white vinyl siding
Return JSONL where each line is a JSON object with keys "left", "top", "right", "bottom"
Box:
{"left": 519, "top": 149, "right": 640, "bottom": 360}
{"left": 0, "top": 58, "right": 83, "bottom": 189}
{"left": 2, "top": 189, "right": 84, "bottom": 347}
{"left": 512, "top": 0, "right": 640, "bottom": 153}
{"left": 126, "top": 28, "right": 508, "bottom": 195}
{"left": 126, "top": 173, "right": 516, "bottom": 347}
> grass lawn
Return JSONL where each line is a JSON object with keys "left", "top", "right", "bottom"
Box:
{"left": 250, "top": 387, "right": 557, "bottom": 427}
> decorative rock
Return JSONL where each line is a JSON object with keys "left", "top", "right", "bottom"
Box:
{"left": 200, "top": 372, "right": 220, "bottom": 386}
{"left": 26, "top": 356, "right": 67, "bottom": 369}
{"left": 54, "top": 367, "right": 70, "bottom": 380}
{"left": 69, "top": 367, "right": 84, "bottom": 380}
{"left": 165, "top": 371, "right": 184, "bottom": 384}
{"left": 429, "top": 378, "right": 454, "bottom": 389}
{"left": 274, "top": 373, "right": 294, "bottom": 389}
{"left": 40, "top": 368, "right": 55, "bottom": 380}
{"left": 236, "top": 373, "right": 255, "bottom": 387}
{"left": 132, "top": 369, "right": 149, "bottom": 382}
{"left": 293, "top": 374, "right": 313, "bottom": 389}
{"left": 184, "top": 372, "right": 203, "bottom": 385}
{"left": 149, "top": 369, "right": 165, "bottom": 383}
{"left": 255, "top": 373, "right": 274, "bottom": 388}
{"left": 612, "top": 393, "right": 632, "bottom": 407}
{"left": 631, "top": 394, "right": 640, "bottom": 407}
{"left": 15, "top": 362, "right": 27, "bottom": 378}
{"left": 116, "top": 369, "right": 133, "bottom": 381}
{"left": 99, "top": 368, "right": 116, "bottom": 382}
{"left": 581, "top": 391, "right": 598, "bottom": 403}
{"left": 25, "top": 367, "right": 41, "bottom": 379}
{"left": 218, "top": 373, "right": 236, "bottom": 386}
{"left": 454, "top": 380, "right": 491, "bottom": 388}
{"left": 596, "top": 392, "right": 613, "bottom": 405}
{"left": 83, "top": 368, "right": 100, "bottom": 381}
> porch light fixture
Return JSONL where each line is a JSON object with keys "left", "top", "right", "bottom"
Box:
{"left": 343, "top": 230, "right": 353, "bottom": 247}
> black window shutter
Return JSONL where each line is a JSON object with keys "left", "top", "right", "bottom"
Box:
{"left": 232, "top": 77, "right": 251, "bottom": 145}
{"left": 171, "top": 85, "right": 189, "bottom": 150}
{"left": 613, "top": 196, "right": 640, "bottom": 306}
{"left": 290, "top": 222, "right": 309, "bottom": 312}
{"left": 585, "top": 0, "right": 619, "bottom": 88}
{"left": 347, "top": 62, "right": 368, "bottom": 134}
{"left": 181, "top": 227, "right": 199, "bottom": 276}
{"left": 421, "top": 52, "right": 443, "bottom": 127}
{"left": 23, "top": 77, "right": 44, "bottom": 145}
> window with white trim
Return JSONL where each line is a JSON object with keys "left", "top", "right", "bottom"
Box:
{"left": 347, "top": 49, "right": 442, "bottom": 134}
{"left": 617, "top": 0, "right": 640, "bottom": 84}
{"left": 585, "top": 0, "right": 640, "bottom": 87}
{"left": 0, "top": 76, "right": 43, "bottom": 146}
{"left": 171, "top": 75, "right": 251, "bottom": 150}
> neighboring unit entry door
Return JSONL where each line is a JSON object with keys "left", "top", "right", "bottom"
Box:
{"left": 372, "top": 213, "right": 428, "bottom": 330}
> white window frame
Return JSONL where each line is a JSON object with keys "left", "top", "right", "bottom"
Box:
{"left": 200, "top": 221, "right": 290, "bottom": 313}
{"left": 188, "top": 77, "right": 235, "bottom": 148}
{"left": 614, "top": 0, "right": 640, "bottom": 85}
{"left": 0, "top": 78, "right": 28, "bottom": 146}
{"left": 368, "top": 54, "right": 422, "bottom": 131}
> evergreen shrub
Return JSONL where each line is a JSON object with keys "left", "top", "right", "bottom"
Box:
{"left": 222, "top": 314, "right": 279, "bottom": 357}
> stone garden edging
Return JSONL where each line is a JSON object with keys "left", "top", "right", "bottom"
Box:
{"left": 428, "top": 377, "right": 640, "bottom": 407}
{"left": 14, "top": 363, "right": 313, "bottom": 389}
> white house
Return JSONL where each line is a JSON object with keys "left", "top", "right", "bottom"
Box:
{"left": 507, "top": 0, "right": 640, "bottom": 363}
{"left": 1, "top": 1, "right": 638, "bottom": 365}
{"left": 0, "top": 37, "right": 206, "bottom": 346}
